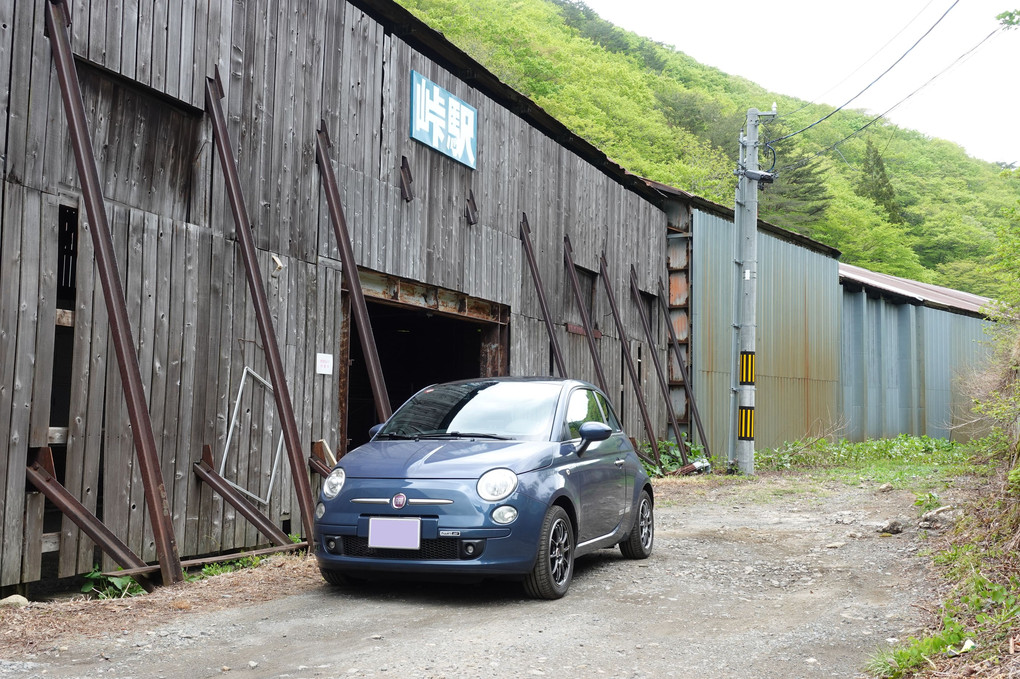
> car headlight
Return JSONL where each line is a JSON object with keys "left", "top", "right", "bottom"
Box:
{"left": 477, "top": 468, "right": 518, "bottom": 502}
{"left": 322, "top": 468, "right": 346, "bottom": 500}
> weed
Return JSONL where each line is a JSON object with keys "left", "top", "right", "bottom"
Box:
{"left": 638, "top": 434, "right": 718, "bottom": 478}
{"left": 914, "top": 491, "right": 941, "bottom": 513}
{"left": 201, "top": 555, "right": 263, "bottom": 577}
{"left": 868, "top": 437, "right": 1020, "bottom": 678}
{"left": 80, "top": 567, "right": 144, "bottom": 599}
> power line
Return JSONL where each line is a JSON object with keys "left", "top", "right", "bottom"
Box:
{"left": 784, "top": 0, "right": 938, "bottom": 118}
{"left": 778, "top": 27, "right": 1002, "bottom": 174}
{"left": 767, "top": 0, "right": 960, "bottom": 146}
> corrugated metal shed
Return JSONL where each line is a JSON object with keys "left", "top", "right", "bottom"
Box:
{"left": 840, "top": 265, "right": 992, "bottom": 441}
{"left": 691, "top": 208, "right": 842, "bottom": 458}
{"left": 840, "top": 263, "right": 990, "bottom": 316}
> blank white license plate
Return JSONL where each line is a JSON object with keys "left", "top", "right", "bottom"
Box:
{"left": 368, "top": 517, "right": 421, "bottom": 549}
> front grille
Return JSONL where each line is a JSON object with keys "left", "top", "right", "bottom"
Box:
{"left": 341, "top": 536, "right": 460, "bottom": 560}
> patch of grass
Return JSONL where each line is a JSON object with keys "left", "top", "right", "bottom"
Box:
{"left": 756, "top": 435, "right": 992, "bottom": 491}
{"left": 863, "top": 435, "right": 1020, "bottom": 678}
{"left": 200, "top": 555, "right": 264, "bottom": 578}
{"left": 79, "top": 554, "right": 271, "bottom": 599}
{"left": 866, "top": 616, "right": 967, "bottom": 678}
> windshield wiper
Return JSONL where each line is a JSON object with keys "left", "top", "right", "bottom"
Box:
{"left": 375, "top": 432, "right": 417, "bottom": 440}
{"left": 414, "top": 431, "right": 510, "bottom": 440}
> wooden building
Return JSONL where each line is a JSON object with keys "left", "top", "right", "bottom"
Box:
{"left": 0, "top": 0, "right": 672, "bottom": 589}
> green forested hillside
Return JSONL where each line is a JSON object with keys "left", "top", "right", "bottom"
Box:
{"left": 396, "top": 0, "right": 1020, "bottom": 297}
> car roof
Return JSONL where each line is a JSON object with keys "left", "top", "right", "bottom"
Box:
{"left": 426, "top": 376, "right": 597, "bottom": 391}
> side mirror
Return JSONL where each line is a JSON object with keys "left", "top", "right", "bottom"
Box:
{"left": 369, "top": 424, "right": 384, "bottom": 439}
{"left": 575, "top": 421, "right": 612, "bottom": 456}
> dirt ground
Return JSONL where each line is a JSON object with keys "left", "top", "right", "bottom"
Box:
{"left": 0, "top": 473, "right": 959, "bottom": 678}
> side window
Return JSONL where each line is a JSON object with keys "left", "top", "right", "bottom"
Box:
{"left": 595, "top": 392, "right": 623, "bottom": 432}
{"left": 563, "top": 389, "right": 606, "bottom": 440}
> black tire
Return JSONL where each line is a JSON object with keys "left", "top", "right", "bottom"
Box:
{"left": 619, "top": 489, "right": 653, "bottom": 559}
{"left": 523, "top": 505, "right": 574, "bottom": 599}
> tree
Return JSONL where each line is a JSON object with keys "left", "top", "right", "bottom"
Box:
{"left": 759, "top": 155, "right": 832, "bottom": 235}
{"left": 854, "top": 138, "right": 901, "bottom": 223}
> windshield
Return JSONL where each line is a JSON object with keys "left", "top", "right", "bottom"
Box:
{"left": 378, "top": 381, "right": 561, "bottom": 441}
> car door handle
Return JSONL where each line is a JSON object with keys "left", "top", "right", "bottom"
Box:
{"left": 614, "top": 459, "right": 625, "bottom": 467}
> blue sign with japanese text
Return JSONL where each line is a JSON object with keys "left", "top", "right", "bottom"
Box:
{"left": 410, "top": 70, "right": 477, "bottom": 169}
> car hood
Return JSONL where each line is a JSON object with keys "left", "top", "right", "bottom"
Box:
{"left": 337, "top": 438, "right": 558, "bottom": 479}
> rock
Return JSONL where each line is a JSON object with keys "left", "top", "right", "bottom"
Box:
{"left": 878, "top": 483, "right": 894, "bottom": 492}
{"left": 0, "top": 594, "right": 29, "bottom": 608}
{"left": 922, "top": 506, "right": 955, "bottom": 524}
{"left": 877, "top": 519, "right": 903, "bottom": 534}
{"left": 825, "top": 542, "right": 846, "bottom": 549}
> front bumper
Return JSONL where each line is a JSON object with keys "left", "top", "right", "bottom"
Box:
{"left": 314, "top": 478, "right": 547, "bottom": 577}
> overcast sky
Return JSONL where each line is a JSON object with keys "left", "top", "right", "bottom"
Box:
{"left": 579, "top": 0, "right": 1019, "bottom": 166}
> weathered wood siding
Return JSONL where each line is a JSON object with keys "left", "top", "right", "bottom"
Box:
{"left": 0, "top": 0, "right": 666, "bottom": 587}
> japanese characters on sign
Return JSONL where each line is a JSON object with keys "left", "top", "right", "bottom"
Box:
{"left": 410, "top": 70, "right": 477, "bottom": 169}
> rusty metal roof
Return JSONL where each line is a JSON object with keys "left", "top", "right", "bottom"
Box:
{"left": 642, "top": 177, "right": 842, "bottom": 258}
{"left": 839, "top": 262, "right": 992, "bottom": 317}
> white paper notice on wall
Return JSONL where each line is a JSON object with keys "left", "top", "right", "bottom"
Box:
{"left": 316, "top": 353, "right": 334, "bottom": 376}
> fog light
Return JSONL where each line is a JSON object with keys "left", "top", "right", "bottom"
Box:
{"left": 492, "top": 505, "right": 518, "bottom": 525}
{"left": 459, "top": 539, "right": 485, "bottom": 559}
{"left": 315, "top": 502, "right": 326, "bottom": 520}
{"left": 326, "top": 537, "right": 337, "bottom": 552}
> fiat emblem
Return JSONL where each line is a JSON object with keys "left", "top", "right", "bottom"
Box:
{"left": 391, "top": 493, "right": 407, "bottom": 509}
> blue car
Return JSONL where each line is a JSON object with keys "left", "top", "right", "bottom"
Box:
{"left": 314, "top": 377, "right": 654, "bottom": 599}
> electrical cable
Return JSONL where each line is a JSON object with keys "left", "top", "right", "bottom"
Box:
{"left": 767, "top": 0, "right": 960, "bottom": 146}
{"left": 777, "top": 26, "right": 1002, "bottom": 174}
{"left": 784, "top": 0, "right": 938, "bottom": 119}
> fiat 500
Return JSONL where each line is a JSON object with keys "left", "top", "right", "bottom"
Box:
{"left": 313, "top": 377, "right": 654, "bottom": 599}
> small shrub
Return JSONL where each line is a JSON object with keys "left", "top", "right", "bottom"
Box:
{"left": 80, "top": 567, "right": 144, "bottom": 599}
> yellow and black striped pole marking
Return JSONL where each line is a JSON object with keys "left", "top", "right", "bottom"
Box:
{"left": 739, "top": 351, "right": 755, "bottom": 385}
{"left": 737, "top": 406, "right": 754, "bottom": 441}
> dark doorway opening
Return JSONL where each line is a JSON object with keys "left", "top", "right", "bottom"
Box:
{"left": 345, "top": 300, "right": 502, "bottom": 450}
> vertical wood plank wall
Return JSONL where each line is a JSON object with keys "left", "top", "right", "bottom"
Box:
{"left": 0, "top": 0, "right": 667, "bottom": 586}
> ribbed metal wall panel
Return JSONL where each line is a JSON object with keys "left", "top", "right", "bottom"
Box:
{"left": 840, "top": 291, "right": 991, "bottom": 441}
{"left": 690, "top": 210, "right": 737, "bottom": 457}
{"left": 691, "top": 208, "right": 841, "bottom": 458}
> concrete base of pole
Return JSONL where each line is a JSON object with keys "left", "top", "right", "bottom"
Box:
{"left": 736, "top": 440, "right": 755, "bottom": 474}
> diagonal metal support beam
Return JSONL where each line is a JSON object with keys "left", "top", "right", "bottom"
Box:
{"left": 26, "top": 448, "right": 154, "bottom": 593}
{"left": 563, "top": 235, "right": 608, "bottom": 393}
{"left": 657, "top": 278, "right": 712, "bottom": 461}
{"left": 193, "top": 446, "right": 292, "bottom": 546}
{"left": 520, "top": 214, "right": 566, "bottom": 377}
{"left": 315, "top": 124, "right": 391, "bottom": 423}
{"left": 44, "top": 0, "right": 183, "bottom": 585}
{"left": 204, "top": 71, "right": 315, "bottom": 540}
{"left": 598, "top": 253, "right": 659, "bottom": 467}
{"left": 309, "top": 440, "right": 333, "bottom": 479}
{"left": 630, "top": 266, "right": 688, "bottom": 465}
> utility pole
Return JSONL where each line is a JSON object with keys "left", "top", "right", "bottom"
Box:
{"left": 732, "top": 105, "right": 776, "bottom": 474}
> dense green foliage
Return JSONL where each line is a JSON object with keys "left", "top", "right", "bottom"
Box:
{"left": 397, "top": 0, "right": 1019, "bottom": 296}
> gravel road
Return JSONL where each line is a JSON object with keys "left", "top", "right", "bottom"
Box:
{"left": 1, "top": 474, "right": 941, "bottom": 679}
